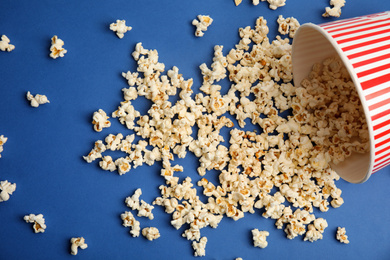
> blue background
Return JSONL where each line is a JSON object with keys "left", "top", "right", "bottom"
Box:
{"left": 1, "top": 1, "right": 389, "bottom": 259}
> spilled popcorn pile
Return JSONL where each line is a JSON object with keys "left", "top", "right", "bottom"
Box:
{"left": 83, "top": 15, "right": 366, "bottom": 256}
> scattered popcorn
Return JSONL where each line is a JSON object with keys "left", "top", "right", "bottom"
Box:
{"left": 0, "top": 180, "right": 16, "bottom": 202}
{"left": 234, "top": 0, "right": 242, "bottom": 6}
{"left": 336, "top": 227, "right": 349, "bottom": 244}
{"left": 252, "top": 229, "right": 269, "bottom": 248}
{"left": 83, "top": 140, "right": 106, "bottom": 163}
{"left": 121, "top": 211, "right": 141, "bottom": 237}
{"left": 261, "top": 0, "right": 286, "bottom": 10}
{"left": 110, "top": 20, "right": 132, "bottom": 39}
{"left": 92, "top": 109, "right": 111, "bottom": 132}
{"left": 192, "top": 15, "right": 213, "bottom": 37}
{"left": 26, "top": 91, "right": 50, "bottom": 108}
{"left": 50, "top": 35, "right": 67, "bottom": 59}
{"left": 0, "top": 135, "right": 8, "bottom": 158}
{"left": 323, "top": 0, "right": 346, "bottom": 18}
{"left": 70, "top": 237, "right": 88, "bottom": 255}
{"left": 277, "top": 15, "right": 300, "bottom": 38}
{"left": 192, "top": 237, "right": 207, "bottom": 257}
{"left": 0, "top": 35, "right": 15, "bottom": 52}
{"left": 99, "top": 155, "right": 116, "bottom": 171}
{"left": 24, "top": 214, "right": 46, "bottom": 233}
{"left": 142, "top": 227, "right": 161, "bottom": 241}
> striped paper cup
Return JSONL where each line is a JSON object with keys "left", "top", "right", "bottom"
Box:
{"left": 292, "top": 11, "right": 390, "bottom": 183}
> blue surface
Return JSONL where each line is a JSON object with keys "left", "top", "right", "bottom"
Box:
{"left": 1, "top": 1, "right": 390, "bottom": 259}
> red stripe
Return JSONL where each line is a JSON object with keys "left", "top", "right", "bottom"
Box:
{"left": 348, "top": 44, "right": 390, "bottom": 59}
{"left": 342, "top": 35, "right": 390, "bottom": 52}
{"left": 374, "top": 118, "right": 390, "bottom": 131}
{"left": 332, "top": 22, "right": 390, "bottom": 38}
{"left": 374, "top": 128, "right": 390, "bottom": 140}
{"left": 361, "top": 74, "right": 390, "bottom": 91}
{"left": 321, "top": 18, "right": 367, "bottom": 30}
{"left": 372, "top": 109, "right": 390, "bottom": 121}
{"left": 375, "top": 143, "right": 390, "bottom": 156}
{"left": 352, "top": 53, "right": 390, "bottom": 68}
{"left": 373, "top": 163, "right": 389, "bottom": 173}
{"left": 357, "top": 62, "right": 390, "bottom": 78}
{"left": 337, "top": 28, "right": 390, "bottom": 44}
{"left": 328, "top": 18, "right": 390, "bottom": 33}
{"left": 374, "top": 150, "right": 390, "bottom": 162}
{"left": 374, "top": 157, "right": 390, "bottom": 170}
{"left": 375, "top": 137, "right": 390, "bottom": 149}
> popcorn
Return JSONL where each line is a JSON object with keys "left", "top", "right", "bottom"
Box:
{"left": 192, "top": 237, "right": 207, "bottom": 257}
{"left": 0, "top": 35, "right": 15, "bottom": 52}
{"left": 277, "top": 15, "right": 300, "bottom": 38}
{"left": 115, "top": 157, "right": 131, "bottom": 175}
{"left": 83, "top": 140, "right": 106, "bottom": 163}
{"left": 0, "top": 180, "right": 16, "bottom": 202}
{"left": 26, "top": 91, "right": 50, "bottom": 107}
{"left": 304, "top": 224, "right": 323, "bottom": 242}
{"left": 261, "top": 0, "right": 286, "bottom": 10}
{"left": 121, "top": 211, "right": 141, "bottom": 237}
{"left": 99, "top": 155, "right": 116, "bottom": 171}
{"left": 50, "top": 35, "right": 67, "bottom": 59}
{"left": 92, "top": 109, "right": 111, "bottom": 132}
{"left": 0, "top": 135, "right": 8, "bottom": 158}
{"left": 142, "top": 227, "right": 161, "bottom": 241}
{"left": 251, "top": 229, "right": 269, "bottom": 248}
{"left": 70, "top": 237, "right": 88, "bottom": 255}
{"left": 125, "top": 188, "right": 142, "bottom": 210}
{"left": 23, "top": 214, "right": 46, "bottom": 233}
{"left": 192, "top": 15, "right": 213, "bottom": 37}
{"left": 234, "top": 0, "right": 242, "bottom": 5}
{"left": 336, "top": 227, "right": 349, "bottom": 244}
{"left": 110, "top": 20, "right": 132, "bottom": 39}
{"left": 323, "top": 0, "right": 346, "bottom": 18}
{"left": 105, "top": 133, "right": 123, "bottom": 151}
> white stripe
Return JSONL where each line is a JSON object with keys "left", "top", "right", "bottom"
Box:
{"left": 349, "top": 49, "right": 390, "bottom": 64}
{"left": 373, "top": 162, "right": 390, "bottom": 172}
{"left": 374, "top": 130, "right": 390, "bottom": 146}
{"left": 373, "top": 117, "right": 390, "bottom": 136}
{"left": 370, "top": 109, "right": 390, "bottom": 125}
{"left": 344, "top": 39, "right": 390, "bottom": 57}
{"left": 354, "top": 58, "right": 390, "bottom": 74}
{"left": 321, "top": 18, "right": 365, "bottom": 29}
{"left": 331, "top": 24, "right": 390, "bottom": 41}
{"left": 375, "top": 140, "right": 390, "bottom": 155}
{"left": 358, "top": 68, "right": 390, "bottom": 83}
{"left": 328, "top": 19, "right": 390, "bottom": 38}
{"left": 338, "top": 31, "right": 390, "bottom": 49}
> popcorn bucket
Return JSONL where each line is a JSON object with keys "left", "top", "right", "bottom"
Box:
{"left": 292, "top": 11, "right": 390, "bottom": 183}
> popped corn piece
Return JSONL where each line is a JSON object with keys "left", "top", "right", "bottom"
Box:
{"left": 70, "top": 237, "right": 88, "bottom": 255}
{"left": 92, "top": 109, "right": 111, "bottom": 132}
{"left": 304, "top": 224, "right": 323, "bottom": 242}
{"left": 26, "top": 91, "right": 50, "bottom": 108}
{"left": 121, "top": 211, "right": 141, "bottom": 237}
{"left": 138, "top": 200, "right": 155, "bottom": 220}
{"left": 105, "top": 133, "right": 123, "bottom": 151}
{"left": 234, "top": 0, "right": 242, "bottom": 6}
{"left": 142, "top": 227, "right": 161, "bottom": 241}
{"left": 261, "top": 0, "right": 286, "bottom": 10}
{"left": 192, "top": 236, "right": 207, "bottom": 257}
{"left": 192, "top": 15, "right": 213, "bottom": 37}
{"left": 331, "top": 197, "right": 344, "bottom": 208}
{"left": 0, "top": 180, "right": 16, "bottom": 202}
{"left": 83, "top": 140, "right": 106, "bottom": 163}
{"left": 323, "top": 0, "right": 346, "bottom": 18}
{"left": 110, "top": 20, "right": 132, "bottom": 39}
{"left": 0, "top": 135, "right": 8, "bottom": 158}
{"left": 125, "top": 188, "right": 142, "bottom": 210}
{"left": 252, "top": 229, "right": 269, "bottom": 248}
{"left": 99, "top": 155, "right": 116, "bottom": 172}
{"left": 336, "top": 227, "right": 349, "bottom": 244}
{"left": 313, "top": 218, "right": 328, "bottom": 233}
{"left": 23, "top": 214, "right": 46, "bottom": 233}
{"left": 115, "top": 157, "right": 131, "bottom": 175}
{"left": 277, "top": 15, "right": 300, "bottom": 38}
{"left": 0, "top": 35, "right": 15, "bottom": 52}
{"left": 50, "top": 35, "right": 67, "bottom": 59}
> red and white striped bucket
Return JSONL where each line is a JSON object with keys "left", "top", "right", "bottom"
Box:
{"left": 292, "top": 11, "right": 390, "bottom": 183}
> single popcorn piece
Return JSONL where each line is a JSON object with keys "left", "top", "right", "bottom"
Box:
{"left": 261, "top": 0, "right": 286, "bottom": 10}
{"left": 252, "top": 229, "right": 269, "bottom": 248}
{"left": 192, "top": 15, "right": 213, "bottom": 37}
{"left": 121, "top": 211, "right": 141, "bottom": 237}
{"left": 323, "top": 0, "right": 346, "bottom": 18}
{"left": 0, "top": 35, "right": 15, "bottom": 52}
{"left": 304, "top": 224, "right": 323, "bottom": 242}
{"left": 26, "top": 91, "right": 50, "bottom": 108}
{"left": 110, "top": 20, "right": 132, "bottom": 39}
{"left": 336, "top": 227, "right": 349, "bottom": 244}
{"left": 70, "top": 237, "right": 88, "bottom": 255}
{"left": 0, "top": 135, "right": 8, "bottom": 158}
{"left": 92, "top": 109, "right": 111, "bottom": 132}
{"left": 277, "top": 15, "right": 300, "bottom": 38}
{"left": 24, "top": 214, "right": 46, "bottom": 233}
{"left": 192, "top": 236, "right": 207, "bottom": 257}
{"left": 0, "top": 180, "right": 16, "bottom": 202}
{"left": 142, "top": 227, "right": 161, "bottom": 241}
{"left": 50, "top": 35, "right": 67, "bottom": 59}
{"left": 234, "top": 0, "right": 242, "bottom": 5}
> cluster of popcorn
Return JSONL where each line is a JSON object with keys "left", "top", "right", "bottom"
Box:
{"left": 192, "top": 15, "right": 213, "bottom": 37}
{"left": 70, "top": 237, "right": 88, "bottom": 255}
{"left": 24, "top": 214, "right": 46, "bottom": 233}
{"left": 0, "top": 135, "right": 8, "bottom": 158}
{"left": 110, "top": 20, "right": 132, "bottom": 39}
{"left": 0, "top": 180, "right": 16, "bottom": 202}
{"left": 277, "top": 15, "right": 300, "bottom": 38}
{"left": 323, "top": 0, "right": 346, "bottom": 18}
{"left": 83, "top": 15, "right": 364, "bottom": 256}
{"left": 234, "top": 0, "right": 286, "bottom": 9}
{"left": 0, "top": 35, "right": 15, "bottom": 52}
{"left": 50, "top": 35, "right": 67, "bottom": 59}
{"left": 26, "top": 91, "right": 50, "bottom": 108}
